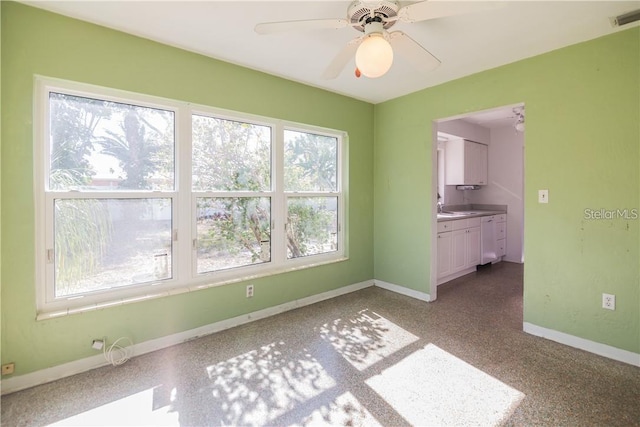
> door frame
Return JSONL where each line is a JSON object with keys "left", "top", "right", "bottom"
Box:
{"left": 430, "top": 104, "right": 525, "bottom": 301}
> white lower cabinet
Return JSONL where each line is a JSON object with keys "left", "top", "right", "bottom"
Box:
{"left": 496, "top": 214, "right": 507, "bottom": 259}
{"left": 437, "top": 231, "right": 453, "bottom": 278}
{"left": 497, "top": 239, "right": 506, "bottom": 257}
{"left": 437, "top": 217, "right": 481, "bottom": 283}
{"left": 466, "top": 226, "right": 481, "bottom": 266}
{"left": 451, "top": 229, "right": 467, "bottom": 273}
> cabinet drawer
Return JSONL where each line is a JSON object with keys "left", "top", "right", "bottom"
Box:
{"left": 497, "top": 238, "right": 506, "bottom": 257}
{"left": 451, "top": 219, "right": 468, "bottom": 231}
{"left": 497, "top": 223, "right": 506, "bottom": 240}
{"left": 467, "top": 217, "right": 481, "bottom": 228}
{"left": 496, "top": 214, "right": 506, "bottom": 222}
{"left": 437, "top": 221, "right": 453, "bottom": 232}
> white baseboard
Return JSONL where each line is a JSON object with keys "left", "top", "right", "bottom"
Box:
{"left": 374, "top": 279, "right": 431, "bottom": 302}
{"left": 1, "top": 279, "right": 374, "bottom": 395}
{"left": 523, "top": 322, "right": 640, "bottom": 367}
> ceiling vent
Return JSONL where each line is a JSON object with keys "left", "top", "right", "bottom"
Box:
{"left": 611, "top": 9, "right": 640, "bottom": 27}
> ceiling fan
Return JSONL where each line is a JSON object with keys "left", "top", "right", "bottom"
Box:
{"left": 255, "top": 0, "right": 500, "bottom": 79}
{"left": 479, "top": 107, "right": 526, "bottom": 131}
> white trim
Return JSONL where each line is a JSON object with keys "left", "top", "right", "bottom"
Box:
{"left": 374, "top": 279, "right": 431, "bottom": 302}
{"left": 523, "top": 322, "right": 640, "bottom": 367}
{"left": 430, "top": 122, "right": 439, "bottom": 302}
{"left": 36, "top": 257, "right": 351, "bottom": 320}
{"left": 1, "top": 279, "right": 373, "bottom": 395}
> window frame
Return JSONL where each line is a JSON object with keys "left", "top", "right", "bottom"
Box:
{"left": 34, "top": 76, "right": 347, "bottom": 317}
{"left": 283, "top": 124, "right": 343, "bottom": 261}
{"left": 190, "top": 108, "right": 277, "bottom": 278}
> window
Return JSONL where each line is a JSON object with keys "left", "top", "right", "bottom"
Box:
{"left": 35, "top": 78, "right": 346, "bottom": 315}
{"left": 45, "top": 91, "right": 176, "bottom": 303}
{"left": 284, "top": 130, "right": 339, "bottom": 259}
{"left": 192, "top": 115, "right": 272, "bottom": 274}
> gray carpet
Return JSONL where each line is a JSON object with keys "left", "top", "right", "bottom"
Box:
{"left": 2, "top": 262, "right": 639, "bottom": 426}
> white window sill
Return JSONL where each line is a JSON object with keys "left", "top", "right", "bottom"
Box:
{"left": 36, "top": 257, "right": 349, "bottom": 321}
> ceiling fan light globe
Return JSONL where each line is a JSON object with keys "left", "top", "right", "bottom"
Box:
{"left": 355, "top": 34, "right": 393, "bottom": 78}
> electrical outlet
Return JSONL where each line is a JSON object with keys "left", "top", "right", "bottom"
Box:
{"left": 602, "top": 293, "right": 615, "bottom": 310}
{"left": 2, "top": 363, "right": 15, "bottom": 375}
{"left": 92, "top": 339, "right": 104, "bottom": 350}
{"left": 246, "top": 284, "right": 254, "bottom": 298}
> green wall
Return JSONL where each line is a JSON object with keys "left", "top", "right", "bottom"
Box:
{"left": 0, "top": 0, "right": 3, "bottom": 373}
{"left": 0, "top": 2, "right": 374, "bottom": 376}
{"left": 374, "top": 28, "right": 640, "bottom": 353}
{"left": 2, "top": 1, "right": 639, "bottom": 380}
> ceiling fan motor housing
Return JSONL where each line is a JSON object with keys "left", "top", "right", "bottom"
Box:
{"left": 348, "top": 0, "right": 400, "bottom": 32}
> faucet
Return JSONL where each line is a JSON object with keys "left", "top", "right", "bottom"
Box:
{"left": 437, "top": 193, "right": 443, "bottom": 213}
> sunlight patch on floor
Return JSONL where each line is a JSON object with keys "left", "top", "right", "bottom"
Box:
{"left": 293, "top": 391, "right": 383, "bottom": 427}
{"left": 49, "top": 386, "right": 179, "bottom": 426}
{"left": 206, "top": 341, "right": 336, "bottom": 426}
{"left": 319, "top": 308, "right": 419, "bottom": 370}
{"left": 366, "top": 343, "right": 525, "bottom": 426}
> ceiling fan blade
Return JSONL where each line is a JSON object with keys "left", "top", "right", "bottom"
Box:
{"left": 255, "top": 19, "right": 350, "bottom": 35}
{"left": 397, "top": 0, "right": 503, "bottom": 23}
{"left": 322, "top": 38, "right": 363, "bottom": 80}
{"left": 388, "top": 32, "right": 441, "bottom": 72}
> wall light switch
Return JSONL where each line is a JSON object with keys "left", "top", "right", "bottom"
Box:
{"left": 538, "top": 189, "right": 549, "bottom": 204}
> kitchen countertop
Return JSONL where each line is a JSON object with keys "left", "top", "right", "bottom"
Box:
{"left": 437, "top": 210, "right": 506, "bottom": 222}
{"left": 436, "top": 204, "right": 507, "bottom": 222}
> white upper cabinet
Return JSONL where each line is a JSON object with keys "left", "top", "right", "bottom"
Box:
{"left": 445, "top": 139, "right": 488, "bottom": 185}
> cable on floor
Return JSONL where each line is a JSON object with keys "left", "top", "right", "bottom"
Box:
{"left": 103, "top": 336, "right": 133, "bottom": 366}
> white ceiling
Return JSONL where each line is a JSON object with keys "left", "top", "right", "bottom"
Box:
{"left": 23, "top": 1, "right": 639, "bottom": 106}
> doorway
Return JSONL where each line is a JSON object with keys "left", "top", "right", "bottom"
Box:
{"left": 430, "top": 104, "right": 525, "bottom": 301}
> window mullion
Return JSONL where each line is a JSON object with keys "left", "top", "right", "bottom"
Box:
{"left": 45, "top": 191, "right": 176, "bottom": 199}
{"left": 273, "top": 122, "right": 286, "bottom": 265}
{"left": 178, "top": 106, "right": 193, "bottom": 282}
{"left": 338, "top": 133, "right": 346, "bottom": 255}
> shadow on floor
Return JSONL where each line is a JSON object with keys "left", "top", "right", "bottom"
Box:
{"left": 2, "top": 262, "right": 639, "bottom": 426}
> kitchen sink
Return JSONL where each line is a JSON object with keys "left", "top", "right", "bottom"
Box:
{"left": 444, "top": 211, "right": 481, "bottom": 215}
{"left": 437, "top": 212, "right": 468, "bottom": 218}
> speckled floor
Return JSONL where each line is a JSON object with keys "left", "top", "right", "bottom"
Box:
{"left": 2, "top": 262, "right": 639, "bottom": 426}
